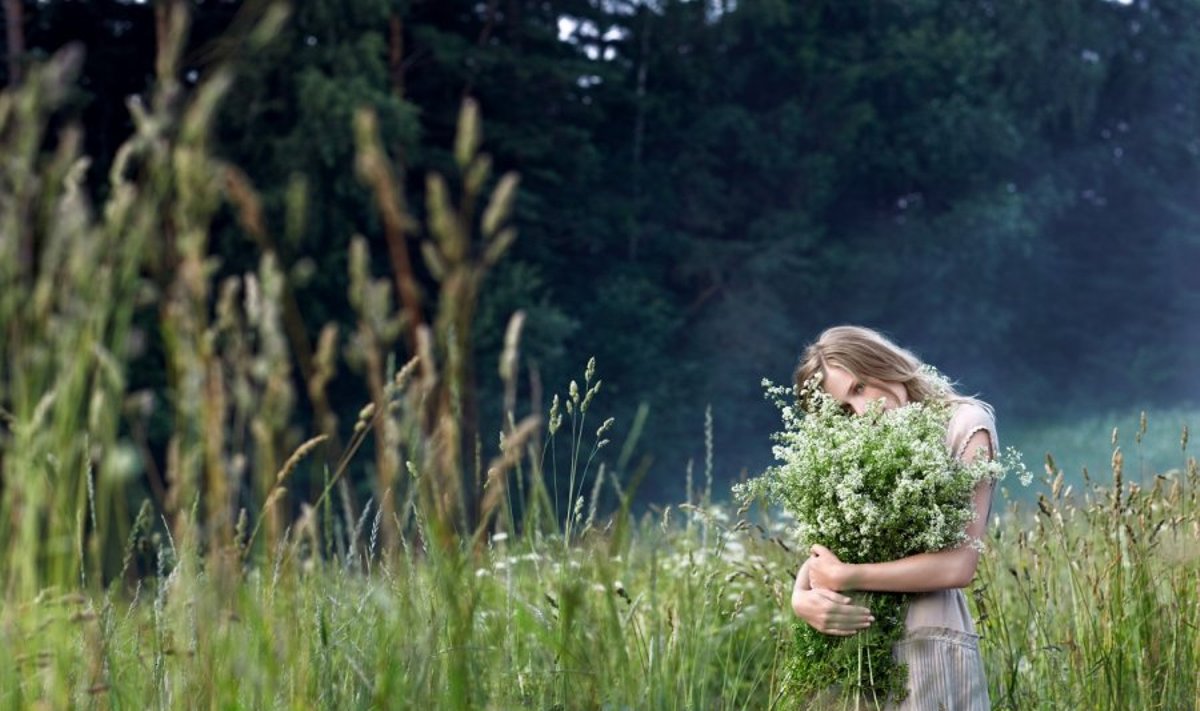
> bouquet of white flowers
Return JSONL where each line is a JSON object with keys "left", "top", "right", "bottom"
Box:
{"left": 735, "top": 376, "right": 1022, "bottom": 705}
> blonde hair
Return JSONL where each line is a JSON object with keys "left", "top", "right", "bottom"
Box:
{"left": 794, "top": 325, "right": 976, "bottom": 411}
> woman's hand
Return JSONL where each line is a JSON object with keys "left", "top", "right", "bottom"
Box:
{"left": 807, "top": 544, "right": 856, "bottom": 591}
{"left": 791, "top": 559, "right": 874, "bottom": 636}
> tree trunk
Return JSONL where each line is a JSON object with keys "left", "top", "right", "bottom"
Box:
{"left": 629, "top": 8, "right": 651, "bottom": 261}
{"left": 388, "top": 12, "right": 405, "bottom": 98}
{"left": 4, "top": 0, "right": 24, "bottom": 85}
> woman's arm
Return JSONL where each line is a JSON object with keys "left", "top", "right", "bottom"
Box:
{"left": 807, "top": 429, "right": 995, "bottom": 593}
{"left": 791, "top": 558, "right": 875, "bottom": 635}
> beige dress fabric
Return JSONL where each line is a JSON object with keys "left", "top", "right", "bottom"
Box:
{"left": 887, "top": 400, "right": 998, "bottom": 711}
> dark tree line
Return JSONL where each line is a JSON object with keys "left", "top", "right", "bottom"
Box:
{"left": 3, "top": 0, "right": 1198, "bottom": 502}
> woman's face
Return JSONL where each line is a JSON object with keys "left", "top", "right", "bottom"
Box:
{"left": 821, "top": 364, "right": 909, "bottom": 415}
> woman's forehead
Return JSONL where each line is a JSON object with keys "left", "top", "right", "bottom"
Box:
{"left": 821, "top": 364, "right": 856, "bottom": 394}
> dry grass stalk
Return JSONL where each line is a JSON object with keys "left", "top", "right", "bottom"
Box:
{"left": 352, "top": 99, "right": 527, "bottom": 549}
{"left": 275, "top": 435, "right": 329, "bottom": 487}
{"left": 476, "top": 414, "right": 542, "bottom": 543}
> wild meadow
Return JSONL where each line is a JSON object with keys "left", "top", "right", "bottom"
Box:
{"left": 2, "top": 8, "right": 1199, "bottom": 711}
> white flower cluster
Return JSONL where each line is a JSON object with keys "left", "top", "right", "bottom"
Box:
{"left": 736, "top": 381, "right": 1005, "bottom": 563}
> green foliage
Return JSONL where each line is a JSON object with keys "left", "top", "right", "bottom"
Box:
{"left": 212, "top": 0, "right": 418, "bottom": 322}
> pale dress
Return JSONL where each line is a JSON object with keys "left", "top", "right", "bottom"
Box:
{"left": 888, "top": 400, "right": 998, "bottom": 711}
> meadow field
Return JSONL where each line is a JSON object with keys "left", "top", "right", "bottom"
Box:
{"left": 1, "top": 406, "right": 1197, "bottom": 710}
{"left": 3, "top": 11, "right": 1199, "bottom": 710}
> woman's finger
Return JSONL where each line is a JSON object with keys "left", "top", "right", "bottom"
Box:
{"left": 811, "top": 588, "right": 853, "bottom": 606}
{"left": 825, "top": 605, "right": 874, "bottom": 621}
{"left": 818, "top": 621, "right": 858, "bottom": 636}
{"left": 812, "top": 589, "right": 873, "bottom": 617}
{"left": 829, "top": 614, "right": 874, "bottom": 629}
{"left": 830, "top": 617, "right": 873, "bottom": 633}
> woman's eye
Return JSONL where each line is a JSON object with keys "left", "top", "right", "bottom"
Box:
{"left": 852, "top": 383, "right": 865, "bottom": 395}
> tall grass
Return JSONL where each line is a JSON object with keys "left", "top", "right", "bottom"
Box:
{"left": 1, "top": 7, "right": 1198, "bottom": 710}
{"left": 2, "top": 412, "right": 1197, "bottom": 709}
{"left": 0, "top": 497, "right": 795, "bottom": 709}
{"left": 979, "top": 427, "right": 1200, "bottom": 710}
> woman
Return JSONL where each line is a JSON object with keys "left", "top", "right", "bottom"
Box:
{"left": 789, "top": 325, "right": 997, "bottom": 710}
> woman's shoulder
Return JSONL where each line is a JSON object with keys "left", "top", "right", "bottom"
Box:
{"left": 945, "top": 398, "right": 998, "bottom": 459}
{"left": 948, "top": 398, "right": 995, "bottom": 427}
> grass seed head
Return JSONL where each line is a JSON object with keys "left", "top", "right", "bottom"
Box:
{"left": 597, "top": 417, "right": 615, "bottom": 438}
{"left": 394, "top": 356, "right": 419, "bottom": 391}
{"left": 582, "top": 380, "right": 601, "bottom": 412}
{"left": 1112, "top": 447, "right": 1124, "bottom": 487}
{"left": 549, "top": 394, "right": 562, "bottom": 435}
{"left": 275, "top": 434, "right": 328, "bottom": 486}
{"left": 264, "top": 487, "right": 287, "bottom": 510}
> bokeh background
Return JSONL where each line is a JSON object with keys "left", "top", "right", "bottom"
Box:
{"left": 4, "top": 0, "right": 1197, "bottom": 505}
